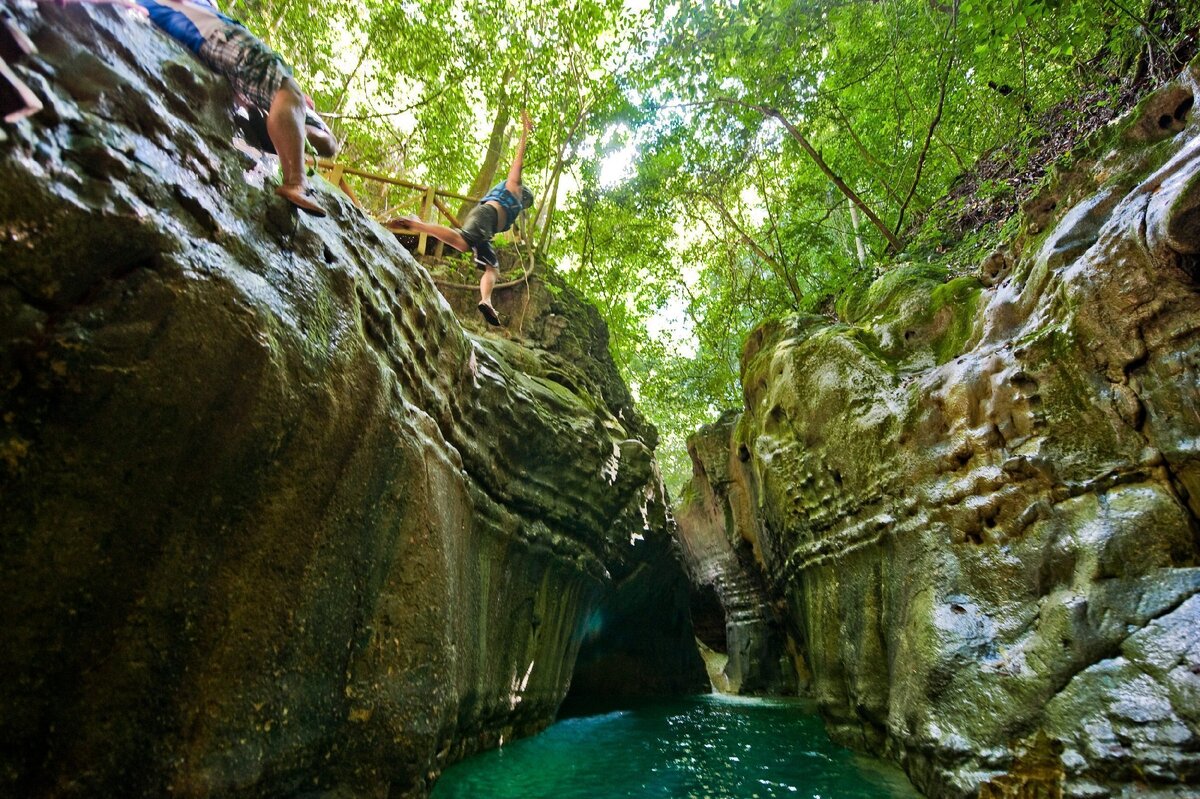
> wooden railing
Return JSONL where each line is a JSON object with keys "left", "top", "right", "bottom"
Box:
{"left": 307, "top": 156, "right": 524, "bottom": 256}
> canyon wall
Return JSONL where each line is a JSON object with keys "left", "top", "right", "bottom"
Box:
{"left": 675, "top": 411, "right": 799, "bottom": 695}
{"left": 683, "top": 67, "right": 1200, "bottom": 797}
{"left": 0, "top": 5, "right": 703, "bottom": 797}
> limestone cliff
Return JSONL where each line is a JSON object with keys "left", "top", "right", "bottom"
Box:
{"left": 0, "top": 4, "right": 704, "bottom": 797}
{"left": 683, "top": 67, "right": 1200, "bottom": 796}
{"left": 675, "top": 411, "right": 799, "bottom": 696}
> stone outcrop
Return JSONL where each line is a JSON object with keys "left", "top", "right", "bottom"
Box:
{"left": 688, "top": 67, "right": 1200, "bottom": 796}
{"left": 0, "top": 5, "right": 703, "bottom": 797}
{"left": 675, "top": 411, "right": 799, "bottom": 695}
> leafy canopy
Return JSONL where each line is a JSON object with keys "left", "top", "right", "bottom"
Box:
{"left": 233, "top": 0, "right": 1198, "bottom": 492}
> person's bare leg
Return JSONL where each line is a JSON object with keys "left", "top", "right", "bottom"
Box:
{"left": 268, "top": 77, "right": 324, "bottom": 215}
{"left": 393, "top": 216, "right": 470, "bottom": 252}
{"left": 477, "top": 266, "right": 501, "bottom": 325}
{"left": 480, "top": 266, "right": 498, "bottom": 306}
{"left": 305, "top": 124, "right": 338, "bottom": 158}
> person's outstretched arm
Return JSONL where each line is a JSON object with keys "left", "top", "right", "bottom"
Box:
{"left": 505, "top": 110, "right": 532, "bottom": 194}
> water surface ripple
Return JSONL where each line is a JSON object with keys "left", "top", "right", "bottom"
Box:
{"left": 431, "top": 695, "right": 920, "bottom": 798}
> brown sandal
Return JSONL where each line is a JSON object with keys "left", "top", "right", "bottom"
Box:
{"left": 276, "top": 184, "right": 327, "bottom": 217}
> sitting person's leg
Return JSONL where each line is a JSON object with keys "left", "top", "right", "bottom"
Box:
{"left": 200, "top": 25, "right": 324, "bottom": 216}
{"left": 304, "top": 101, "right": 339, "bottom": 158}
{"left": 266, "top": 77, "right": 318, "bottom": 212}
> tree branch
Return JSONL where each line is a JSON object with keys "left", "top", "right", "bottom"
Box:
{"left": 895, "top": 22, "right": 957, "bottom": 232}
{"left": 693, "top": 189, "right": 804, "bottom": 307}
{"left": 324, "top": 82, "right": 456, "bottom": 121}
{"left": 719, "top": 97, "right": 905, "bottom": 253}
{"left": 826, "top": 100, "right": 903, "bottom": 206}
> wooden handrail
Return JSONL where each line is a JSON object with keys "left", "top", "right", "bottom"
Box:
{"left": 308, "top": 157, "right": 480, "bottom": 204}
{"left": 306, "top": 157, "right": 534, "bottom": 282}
{"left": 307, "top": 155, "right": 493, "bottom": 256}
{"left": 432, "top": 196, "right": 461, "bottom": 228}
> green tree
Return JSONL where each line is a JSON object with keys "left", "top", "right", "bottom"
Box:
{"left": 237, "top": 0, "right": 1198, "bottom": 494}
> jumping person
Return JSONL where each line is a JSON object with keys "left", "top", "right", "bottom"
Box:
{"left": 136, "top": 0, "right": 331, "bottom": 216}
{"left": 394, "top": 110, "right": 534, "bottom": 326}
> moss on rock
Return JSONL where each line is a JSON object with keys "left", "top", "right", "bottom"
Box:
{"left": 696, "top": 63, "right": 1200, "bottom": 799}
{"left": 0, "top": 6, "right": 703, "bottom": 798}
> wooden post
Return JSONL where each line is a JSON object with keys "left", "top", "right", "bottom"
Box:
{"left": 338, "top": 177, "right": 362, "bottom": 208}
{"left": 417, "top": 185, "right": 435, "bottom": 255}
{"left": 431, "top": 196, "right": 463, "bottom": 259}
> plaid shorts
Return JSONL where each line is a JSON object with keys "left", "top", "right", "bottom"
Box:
{"left": 198, "top": 24, "right": 293, "bottom": 112}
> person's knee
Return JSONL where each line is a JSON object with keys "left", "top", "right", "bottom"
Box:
{"left": 275, "top": 77, "right": 304, "bottom": 110}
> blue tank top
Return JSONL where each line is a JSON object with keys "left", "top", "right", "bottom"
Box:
{"left": 481, "top": 182, "right": 525, "bottom": 233}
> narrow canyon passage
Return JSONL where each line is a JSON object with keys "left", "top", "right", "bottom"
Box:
{"left": 2, "top": 3, "right": 1198, "bottom": 799}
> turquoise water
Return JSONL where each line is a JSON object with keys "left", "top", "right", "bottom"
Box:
{"left": 431, "top": 695, "right": 921, "bottom": 799}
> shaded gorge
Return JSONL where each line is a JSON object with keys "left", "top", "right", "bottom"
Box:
{"left": 430, "top": 695, "right": 920, "bottom": 798}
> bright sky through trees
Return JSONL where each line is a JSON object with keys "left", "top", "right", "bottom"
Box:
{"left": 229, "top": 0, "right": 1198, "bottom": 492}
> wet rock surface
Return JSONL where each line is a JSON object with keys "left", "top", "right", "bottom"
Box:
{"left": 675, "top": 412, "right": 799, "bottom": 696}
{"left": 691, "top": 65, "right": 1200, "bottom": 797}
{"left": 0, "top": 5, "right": 702, "bottom": 797}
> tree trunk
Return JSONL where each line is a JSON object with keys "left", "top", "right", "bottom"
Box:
{"left": 534, "top": 102, "right": 592, "bottom": 254}
{"left": 895, "top": 32, "right": 956, "bottom": 233}
{"left": 535, "top": 165, "right": 563, "bottom": 255}
{"left": 849, "top": 203, "right": 867, "bottom": 268}
{"left": 756, "top": 103, "right": 905, "bottom": 253}
{"left": 699, "top": 192, "right": 804, "bottom": 306}
{"left": 457, "top": 92, "right": 513, "bottom": 219}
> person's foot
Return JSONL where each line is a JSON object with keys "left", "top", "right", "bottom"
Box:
{"left": 276, "top": 184, "right": 327, "bottom": 217}
{"left": 477, "top": 302, "right": 501, "bottom": 326}
{"left": 388, "top": 214, "right": 420, "bottom": 228}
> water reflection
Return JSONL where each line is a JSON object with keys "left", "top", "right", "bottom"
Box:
{"left": 431, "top": 695, "right": 920, "bottom": 799}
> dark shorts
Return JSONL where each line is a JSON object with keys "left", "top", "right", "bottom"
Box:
{"left": 457, "top": 203, "right": 499, "bottom": 270}
{"left": 305, "top": 109, "right": 330, "bottom": 132}
{"left": 198, "top": 24, "right": 293, "bottom": 113}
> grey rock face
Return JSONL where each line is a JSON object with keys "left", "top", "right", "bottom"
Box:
{"left": 675, "top": 411, "right": 799, "bottom": 696}
{"left": 0, "top": 5, "right": 702, "bottom": 797}
{"left": 702, "top": 67, "right": 1200, "bottom": 797}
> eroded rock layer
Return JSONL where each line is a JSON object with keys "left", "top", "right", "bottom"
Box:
{"left": 700, "top": 69, "right": 1200, "bottom": 796}
{"left": 0, "top": 5, "right": 703, "bottom": 797}
{"left": 675, "top": 411, "right": 799, "bottom": 695}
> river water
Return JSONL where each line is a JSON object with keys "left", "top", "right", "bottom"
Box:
{"left": 431, "top": 695, "right": 921, "bottom": 798}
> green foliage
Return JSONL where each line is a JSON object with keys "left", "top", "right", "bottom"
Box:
{"left": 235, "top": 0, "right": 1198, "bottom": 496}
